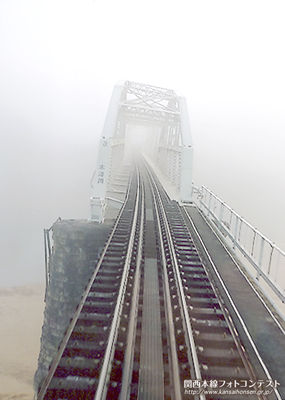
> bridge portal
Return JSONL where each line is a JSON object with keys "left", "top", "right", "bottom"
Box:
{"left": 90, "top": 81, "right": 193, "bottom": 223}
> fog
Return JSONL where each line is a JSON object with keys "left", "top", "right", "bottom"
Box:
{"left": 1, "top": 0, "right": 284, "bottom": 286}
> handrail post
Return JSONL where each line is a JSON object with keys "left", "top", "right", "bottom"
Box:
{"left": 233, "top": 214, "right": 239, "bottom": 250}
{"left": 208, "top": 192, "right": 212, "bottom": 217}
{"left": 256, "top": 236, "right": 265, "bottom": 281}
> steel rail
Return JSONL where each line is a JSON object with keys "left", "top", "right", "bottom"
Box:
{"left": 94, "top": 168, "right": 142, "bottom": 400}
{"left": 119, "top": 178, "right": 145, "bottom": 399}
{"left": 149, "top": 173, "right": 183, "bottom": 400}
{"left": 37, "top": 173, "right": 134, "bottom": 400}
{"left": 147, "top": 167, "right": 205, "bottom": 400}
{"left": 179, "top": 209, "right": 268, "bottom": 400}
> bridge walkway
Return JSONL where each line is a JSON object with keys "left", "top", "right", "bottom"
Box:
{"left": 184, "top": 205, "right": 285, "bottom": 399}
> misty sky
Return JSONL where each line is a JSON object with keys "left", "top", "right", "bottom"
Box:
{"left": 0, "top": 0, "right": 285, "bottom": 286}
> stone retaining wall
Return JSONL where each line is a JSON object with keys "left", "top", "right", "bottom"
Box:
{"left": 34, "top": 219, "right": 111, "bottom": 392}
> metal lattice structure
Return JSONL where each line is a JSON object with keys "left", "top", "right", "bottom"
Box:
{"left": 35, "top": 81, "right": 285, "bottom": 400}
{"left": 90, "top": 81, "right": 193, "bottom": 222}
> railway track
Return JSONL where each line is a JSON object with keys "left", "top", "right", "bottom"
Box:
{"left": 147, "top": 166, "right": 273, "bottom": 400}
{"left": 37, "top": 163, "right": 278, "bottom": 400}
{"left": 37, "top": 168, "right": 143, "bottom": 400}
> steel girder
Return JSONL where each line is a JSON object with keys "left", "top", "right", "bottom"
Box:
{"left": 90, "top": 81, "right": 193, "bottom": 222}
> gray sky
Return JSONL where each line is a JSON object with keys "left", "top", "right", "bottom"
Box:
{"left": 1, "top": 0, "right": 285, "bottom": 286}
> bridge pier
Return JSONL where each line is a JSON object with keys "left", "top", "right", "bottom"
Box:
{"left": 34, "top": 219, "right": 111, "bottom": 392}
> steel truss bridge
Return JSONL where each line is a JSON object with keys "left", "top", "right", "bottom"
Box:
{"left": 37, "top": 82, "right": 285, "bottom": 400}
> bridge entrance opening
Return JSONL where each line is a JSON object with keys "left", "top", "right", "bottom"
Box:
{"left": 90, "top": 81, "right": 193, "bottom": 223}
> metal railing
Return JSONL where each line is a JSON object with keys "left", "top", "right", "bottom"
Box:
{"left": 193, "top": 185, "right": 285, "bottom": 308}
